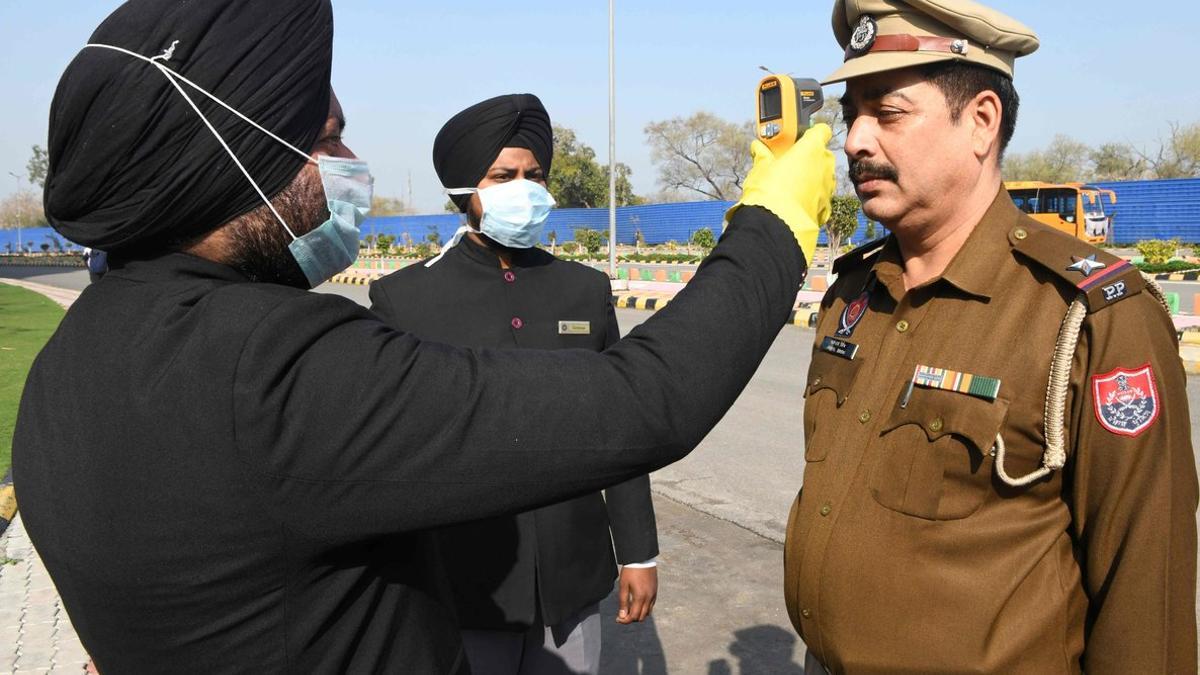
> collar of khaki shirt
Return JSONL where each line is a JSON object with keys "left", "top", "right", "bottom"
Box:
{"left": 869, "top": 187, "right": 1020, "bottom": 304}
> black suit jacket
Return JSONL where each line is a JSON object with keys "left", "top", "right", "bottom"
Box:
{"left": 369, "top": 236, "right": 659, "bottom": 629}
{"left": 13, "top": 206, "right": 803, "bottom": 673}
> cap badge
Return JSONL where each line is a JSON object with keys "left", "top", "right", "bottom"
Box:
{"left": 848, "top": 15, "right": 878, "bottom": 56}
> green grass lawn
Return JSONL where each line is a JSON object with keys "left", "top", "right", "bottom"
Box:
{"left": 0, "top": 285, "right": 65, "bottom": 478}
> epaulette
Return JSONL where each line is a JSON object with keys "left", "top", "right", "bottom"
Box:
{"left": 832, "top": 236, "right": 889, "bottom": 275}
{"left": 1009, "top": 218, "right": 1145, "bottom": 313}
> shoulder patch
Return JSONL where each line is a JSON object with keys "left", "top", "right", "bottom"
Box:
{"left": 1092, "top": 364, "right": 1160, "bottom": 437}
{"left": 1009, "top": 220, "right": 1144, "bottom": 313}
{"left": 832, "top": 236, "right": 889, "bottom": 275}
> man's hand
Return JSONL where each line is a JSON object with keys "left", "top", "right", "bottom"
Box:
{"left": 616, "top": 566, "right": 658, "bottom": 624}
{"left": 726, "top": 123, "right": 836, "bottom": 264}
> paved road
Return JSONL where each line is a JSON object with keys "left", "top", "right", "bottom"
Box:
{"left": 1163, "top": 281, "right": 1200, "bottom": 313}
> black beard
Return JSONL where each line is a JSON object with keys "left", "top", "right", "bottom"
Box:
{"left": 225, "top": 167, "right": 327, "bottom": 289}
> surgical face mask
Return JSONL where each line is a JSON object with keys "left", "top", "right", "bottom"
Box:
{"left": 81, "top": 40, "right": 373, "bottom": 287}
{"left": 289, "top": 156, "right": 373, "bottom": 288}
{"left": 425, "top": 179, "right": 556, "bottom": 267}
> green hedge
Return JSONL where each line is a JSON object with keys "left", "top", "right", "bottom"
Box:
{"left": 1134, "top": 260, "right": 1200, "bottom": 274}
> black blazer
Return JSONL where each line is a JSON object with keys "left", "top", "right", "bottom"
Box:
{"left": 369, "top": 236, "right": 659, "bottom": 629}
{"left": 13, "top": 206, "right": 803, "bottom": 673}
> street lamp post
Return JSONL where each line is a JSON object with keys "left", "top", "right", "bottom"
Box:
{"left": 8, "top": 172, "right": 23, "bottom": 257}
{"left": 607, "top": 0, "right": 617, "bottom": 280}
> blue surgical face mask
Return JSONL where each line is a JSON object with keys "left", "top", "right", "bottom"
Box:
{"left": 288, "top": 156, "right": 374, "bottom": 288}
{"left": 79, "top": 41, "right": 374, "bottom": 287}
{"left": 426, "top": 179, "right": 556, "bottom": 267}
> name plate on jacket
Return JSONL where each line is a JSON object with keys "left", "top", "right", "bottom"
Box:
{"left": 558, "top": 321, "right": 591, "bottom": 335}
{"left": 819, "top": 336, "right": 859, "bottom": 360}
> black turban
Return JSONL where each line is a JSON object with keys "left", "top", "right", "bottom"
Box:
{"left": 433, "top": 94, "right": 553, "bottom": 213}
{"left": 44, "top": 0, "right": 334, "bottom": 253}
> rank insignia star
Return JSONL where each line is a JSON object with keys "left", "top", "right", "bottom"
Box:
{"left": 1067, "top": 255, "right": 1107, "bottom": 278}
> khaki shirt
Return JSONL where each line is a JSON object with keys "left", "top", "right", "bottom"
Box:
{"left": 788, "top": 190, "right": 1198, "bottom": 673}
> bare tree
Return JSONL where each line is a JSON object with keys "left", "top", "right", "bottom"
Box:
{"left": 371, "top": 196, "right": 412, "bottom": 216}
{"left": 812, "top": 99, "right": 852, "bottom": 193}
{"left": 0, "top": 190, "right": 45, "bottom": 230}
{"left": 645, "top": 112, "right": 753, "bottom": 201}
{"left": 811, "top": 98, "right": 848, "bottom": 153}
{"left": 1003, "top": 135, "right": 1091, "bottom": 183}
{"left": 1139, "top": 122, "right": 1200, "bottom": 179}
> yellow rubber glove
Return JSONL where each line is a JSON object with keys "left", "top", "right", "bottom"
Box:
{"left": 726, "top": 123, "right": 836, "bottom": 263}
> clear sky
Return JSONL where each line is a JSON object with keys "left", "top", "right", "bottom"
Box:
{"left": 2, "top": 1, "right": 1198, "bottom": 213}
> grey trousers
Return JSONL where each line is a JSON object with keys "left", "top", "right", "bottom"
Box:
{"left": 459, "top": 603, "right": 602, "bottom": 675}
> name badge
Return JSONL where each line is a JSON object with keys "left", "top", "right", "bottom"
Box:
{"left": 820, "top": 336, "right": 859, "bottom": 361}
{"left": 558, "top": 321, "right": 591, "bottom": 335}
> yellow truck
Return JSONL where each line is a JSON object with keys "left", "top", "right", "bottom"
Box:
{"left": 1005, "top": 181, "right": 1117, "bottom": 245}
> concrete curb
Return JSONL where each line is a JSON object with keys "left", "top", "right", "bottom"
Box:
{"left": 1155, "top": 271, "right": 1200, "bottom": 282}
{"left": 790, "top": 304, "right": 820, "bottom": 327}
{"left": 613, "top": 294, "right": 672, "bottom": 311}
{"left": 329, "top": 273, "right": 377, "bottom": 286}
{"left": 0, "top": 470, "right": 14, "bottom": 539}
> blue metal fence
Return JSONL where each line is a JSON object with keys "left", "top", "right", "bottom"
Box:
{"left": 5, "top": 177, "right": 1200, "bottom": 251}
{"left": 0, "top": 228, "right": 72, "bottom": 253}
{"left": 364, "top": 201, "right": 886, "bottom": 248}
{"left": 1094, "top": 178, "right": 1200, "bottom": 244}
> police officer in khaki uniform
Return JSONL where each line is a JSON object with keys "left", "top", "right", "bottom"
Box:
{"left": 789, "top": 1, "right": 1198, "bottom": 672}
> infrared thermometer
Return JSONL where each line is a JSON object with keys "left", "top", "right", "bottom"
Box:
{"left": 756, "top": 75, "right": 824, "bottom": 156}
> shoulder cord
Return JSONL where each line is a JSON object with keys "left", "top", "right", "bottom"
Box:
{"left": 993, "top": 272, "right": 1172, "bottom": 487}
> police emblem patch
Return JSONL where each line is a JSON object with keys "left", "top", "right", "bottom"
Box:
{"left": 848, "top": 15, "right": 878, "bottom": 55}
{"left": 836, "top": 291, "right": 870, "bottom": 338}
{"left": 1092, "top": 364, "right": 1160, "bottom": 437}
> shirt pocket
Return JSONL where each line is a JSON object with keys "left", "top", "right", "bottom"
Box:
{"left": 869, "top": 387, "right": 1011, "bottom": 520}
{"left": 803, "top": 349, "right": 864, "bottom": 462}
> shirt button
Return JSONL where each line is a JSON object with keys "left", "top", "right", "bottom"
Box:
{"left": 930, "top": 417, "right": 944, "bottom": 433}
{"left": 812, "top": 376, "right": 823, "bottom": 387}
{"left": 801, "top": 608, "right": 812, "bottom": 619}
{"left": 896, "top": 320, "right": 910, "bottom": 333}
{"left": 819, "top": 503, "right": 833, "bottom": 517}
{"left": 511, "top": 317, "right": 524, "bottom": 330}
{"left": 858, "top": 409, "right": 871, "bottom": 424}
{"left": 503, "top": 271, "right": 516, "bottom": 283}
{"left": 1013, "top": 227, "right": 1029, "bottom": 241}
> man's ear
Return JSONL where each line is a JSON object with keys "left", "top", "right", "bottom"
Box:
{"left": 969, "top": 90, "right": 1003, "bottom": 163}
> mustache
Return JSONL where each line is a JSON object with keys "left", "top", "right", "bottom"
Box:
{"left": 849, "top": 159, "right": 899, "bottom": 184}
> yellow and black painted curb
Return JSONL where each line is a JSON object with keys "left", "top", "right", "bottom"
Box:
{"left": 613, "top": 295, "right": 672, "bottom": 311}
{"left": 0, "top": 470, "right": 15, "bottom": 539}
{"left": 614, "top": 294, "right": 822, "bottom": 327}
{"left": 328, "top": 273, "right": 383, "bottom": 286}
{"left": 790, "top": 304, "right": 820, "bottom": 327}
{"left": 1156, "top": 271, "right": 1200, "bottom": 282}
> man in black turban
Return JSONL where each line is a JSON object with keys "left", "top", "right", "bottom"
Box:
{"left": 434, "top": 93, "right": 553, "bottom": 214}
{"left": 45, "top": 0, "right": 334, "bottom": 273}
{"left": 15, "top": 0, "right": 835, "bottom": 671}
{"left": 373, "top": 95, "right": 660, "bottom": 675}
